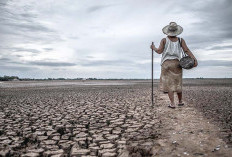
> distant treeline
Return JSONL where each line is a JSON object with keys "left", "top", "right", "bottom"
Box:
{"left": 0, "top": 75, "right": 148, "bottom": 81}
{"left": 2, "top": 75, "right": 221, "bottom": 81}
{"left": 0, "top": 76, "right": 19, "bottom": 81}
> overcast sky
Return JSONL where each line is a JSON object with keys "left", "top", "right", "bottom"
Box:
{"left": 0, "top": 0, "right": 232, "bottom": 79}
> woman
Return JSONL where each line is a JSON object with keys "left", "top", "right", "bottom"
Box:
{"left": 150, "top": 22, "right": 198, "bottom": 109}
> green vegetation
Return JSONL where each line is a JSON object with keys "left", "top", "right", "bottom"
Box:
{"left": 0, "top": 76, "right": 19, "bottom": 81}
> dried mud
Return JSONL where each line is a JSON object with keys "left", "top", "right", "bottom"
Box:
{"left": 0, "top": 82, "right": 160, "bottom": 156}
{"left": 0, "top": 79, "right": 231, "bottom": 156}
{"left": 183, "top": 79, "right": 232, "bottom": 147}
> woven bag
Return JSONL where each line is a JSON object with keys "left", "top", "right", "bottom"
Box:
{"left": 178, "top": 38, "right": 195, "bottom": 69}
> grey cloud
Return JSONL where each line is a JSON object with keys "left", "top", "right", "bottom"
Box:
{"left": 0, "top": 25, "right": 61, "bottom": 45}
{"left": 0, "top": 1, "right": 61, "bottom": 46}
{"left": 0, "top": 0, "right": 14, "bottom": 7}
{"left": 0, "top": 1, "right": 6, "bottom": 6}
{"left": 199, "top": 60, "right": 232, "bottom": 67}
{"left": 0, "top": 56, "right": 77, "bottom": 67}
{"left": 28, "top": 61, "right": 76, "bottom": 67}
{"left": 0, "top": 56, "right": 19, "bottom": 64}
{"left": 0, "top": 57, "right": 11, "bottom": 61}
{"left": 43, "top": 48, "right": 53, "bottom": 51}
{"left": 80, "top": 59, "right": 134, "bottom": 67}
{"left": 0, "top": 65, "right": 37, "bottom": 71}
{"left": 10, "top": 47, "right": 41, "bottom": 53}
{"left": 0, "top": 0, "right": 232, "bottom": 78}
{"left": 207, "top": 45, "right": 232, "bottom": 50}
{"left": 86, "top": 56, "right": 95, "bottom": 59}
{"left": 20, "top": 13, "right": 37, "bottom": 19}
{"left": 2, "top": 21, "right": 54, "bottom": 32}
{"left": 0, "top": 47, "right": 41, "bottom": 54}
{"left": 180, "top": 0, "right": 232, "bottom": 49}
{"left": 0, "top": 4, "right": 36, "bottom": 23}
{"left": 15, "top": 55, "right": 23, "bottom": 57}
{"left": 86, "top": 4, "right": 115, "bottom": 13}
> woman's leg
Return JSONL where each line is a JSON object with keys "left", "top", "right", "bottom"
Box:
{"left": 177, "top": 92, "right": 183, "bottom": 103}
{"left": 168, "top": 91, "right": 175, "bottom": 107}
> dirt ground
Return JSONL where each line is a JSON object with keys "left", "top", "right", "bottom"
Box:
{"left": 0, "top": 79, "right": 231, "bottom": 157}
{"left": 148, "top": 91, "right": 232, "bottom": 157}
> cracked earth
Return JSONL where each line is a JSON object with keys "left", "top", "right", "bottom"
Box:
{"left": 0, "top": 80, "right": 231, "bottom": 157}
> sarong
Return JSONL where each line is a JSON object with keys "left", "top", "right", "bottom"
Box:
{"left": 160, "top": 59, "right": 182, "bottom": 93}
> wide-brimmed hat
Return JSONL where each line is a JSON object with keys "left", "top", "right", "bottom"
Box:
{"left": 162, "top": 22, "right": 183, "bottom": 36}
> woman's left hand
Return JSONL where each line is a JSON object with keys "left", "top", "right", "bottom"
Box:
{"left": 194, "top": 59, "right": 198, "bottom": 67}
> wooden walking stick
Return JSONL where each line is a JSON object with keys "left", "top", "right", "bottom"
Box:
{"left": 151, "top": 42, "right": 154, "bottom": 105}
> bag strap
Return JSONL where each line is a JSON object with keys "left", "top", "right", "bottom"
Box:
{"left": 178, "top": 37, "right": 187, "bottom": 57}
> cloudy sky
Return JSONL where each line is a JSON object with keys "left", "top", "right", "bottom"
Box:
{"left": 0, "top": 0, "right": 232, "bottom": 79}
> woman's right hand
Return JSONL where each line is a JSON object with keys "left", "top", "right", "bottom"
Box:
{"left": 150, "top": 44, "right": 155, "bottom": 50}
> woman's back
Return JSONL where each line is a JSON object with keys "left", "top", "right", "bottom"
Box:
{"left": 161, "top": 36, "right": 182, "bottom": 65}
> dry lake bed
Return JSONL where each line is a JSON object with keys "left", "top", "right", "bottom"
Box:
{"left": 0, "top": 79, "right": 232, "bottom": 157}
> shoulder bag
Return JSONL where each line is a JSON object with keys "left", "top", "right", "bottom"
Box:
{"left": 178, "top": 38, "right": 195, "bottom": 69}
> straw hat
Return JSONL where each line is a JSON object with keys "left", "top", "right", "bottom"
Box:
{"left": 162, "top": 22, "right": 183, "bottom": 36}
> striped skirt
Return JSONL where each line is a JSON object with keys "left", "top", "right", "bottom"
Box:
{"left": 160, "top": 59, "right": 182, "bottom": 93}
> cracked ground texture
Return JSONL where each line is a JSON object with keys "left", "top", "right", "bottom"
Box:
{"left": 0, "top": 81, "right": 161, "bottom": 156}
{"left": 0, "top": 79, "right": 232, "bottom": 157}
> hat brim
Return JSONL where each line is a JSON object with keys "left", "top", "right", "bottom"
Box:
{"left": 162, "top": 25, "right": 183, "bottom": 36}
